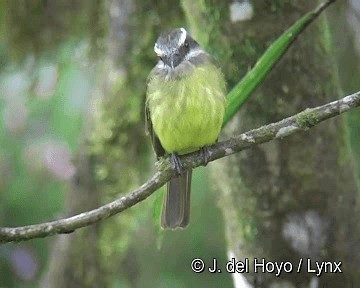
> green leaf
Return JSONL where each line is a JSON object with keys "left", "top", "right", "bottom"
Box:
{"left": 222, "top": 0, "right": 336, "bottom": 126}
{"left": 153, "top": 186, "right": 165, "bottom": 248}
{"left": 153, "top": 187, "right": 163, "bottom": 225}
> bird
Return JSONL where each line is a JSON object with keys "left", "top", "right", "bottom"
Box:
{"left": 145, "top": 28, "right": 226, "bottom": 229}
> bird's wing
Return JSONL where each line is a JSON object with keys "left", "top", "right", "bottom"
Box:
{"left": 145, "top": 102, "right": 166, "bottom": 159}
{"left": 145, "top": 66, "right": 166, "bottom": 159}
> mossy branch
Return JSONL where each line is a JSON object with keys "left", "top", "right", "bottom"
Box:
{"left": 1, "top": 90, "right": 359, "bottom": 243}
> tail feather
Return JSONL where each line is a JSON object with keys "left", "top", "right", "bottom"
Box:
{"left": 161, "top": 169, "right": 192, "bottom": 229}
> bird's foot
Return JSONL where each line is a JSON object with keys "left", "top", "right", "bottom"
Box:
{"left": 200, "top": 146, "right": 212, "bottom": 166}
{"left": 171, "top": 153, "right": 184, "bottom": 175}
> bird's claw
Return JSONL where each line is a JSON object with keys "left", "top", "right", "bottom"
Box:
{"left": 171, "top": 153, "right": 184, "bottom": 175}
{"left": 200, "top": 146, "right": 211, "bottom": 166}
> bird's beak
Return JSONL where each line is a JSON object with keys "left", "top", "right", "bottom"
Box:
{"left": 162, "top": 53, "right": 182, "bottom": 69}
{"left": 170, "top": 53, "right": 183, "bottom": 69}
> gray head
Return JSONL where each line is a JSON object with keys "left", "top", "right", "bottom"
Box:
{"left": 154, "top": 28, "right": 201, "bottom": 69}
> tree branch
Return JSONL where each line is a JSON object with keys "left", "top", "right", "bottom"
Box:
{"left": 1, "top": 91, "right": 359, "bottom": 243}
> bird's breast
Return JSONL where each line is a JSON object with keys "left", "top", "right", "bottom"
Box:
{"left": 147, "top": 64, "right": 226, "bottom": 154}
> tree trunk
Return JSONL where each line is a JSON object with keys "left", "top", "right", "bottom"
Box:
{"left": 40, "top": 149, "right": 103, "bottom": 288}
{"left": 183, "top": 0, "right": 360, "bottom": 287}
{"left": 329, "top": 0, "right": 360, "bottom": 186}
{"left": 41, "top": 0, "right": 185, "bottom": 287}
{"left": 41, "top": 1, "right": 137, "bottom": 287}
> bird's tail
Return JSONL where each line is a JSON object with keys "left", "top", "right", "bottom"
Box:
{"left": 161, "top": 169, "right": 192, "bottom": 229}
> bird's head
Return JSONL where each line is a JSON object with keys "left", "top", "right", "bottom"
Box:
{"left": 154, "top": 28, "right": 201, "bottom": 69}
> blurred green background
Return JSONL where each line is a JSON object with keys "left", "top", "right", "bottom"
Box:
{"left": 0, "top": 1, "right": 359, "bottom": 287}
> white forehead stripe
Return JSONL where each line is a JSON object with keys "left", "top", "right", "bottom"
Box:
{"left": 154, "top": 43, "right": 164, "bottom": 56}
{"left": 178, "top": 28, "right": 187, "bottom": 46}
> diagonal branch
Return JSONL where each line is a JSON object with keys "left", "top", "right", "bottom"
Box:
{"left": 1, "top": 91, "right": 359, "bottom": 243}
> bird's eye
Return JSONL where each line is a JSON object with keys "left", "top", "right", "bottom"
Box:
{"left": 184, "top": 41, "right": 189, "bottom": 48}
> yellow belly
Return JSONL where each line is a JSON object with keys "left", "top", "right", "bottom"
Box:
{"left": 147, "top": 64, "right": 226, "bottom": 154}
